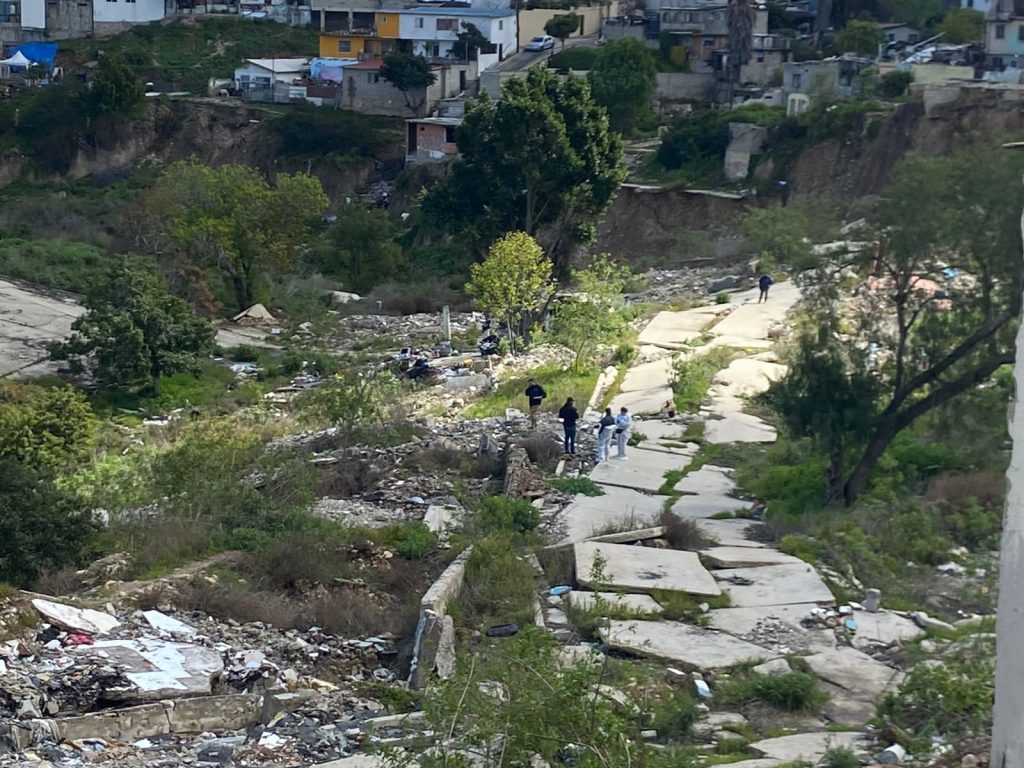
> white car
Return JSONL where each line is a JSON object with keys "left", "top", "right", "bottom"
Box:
{"left": 525, "top": 35, "right": 555, "bottom": 52}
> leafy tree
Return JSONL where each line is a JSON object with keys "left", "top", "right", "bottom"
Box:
{"left": 90, "top": 53, "right": 144, "bottom": 117}
{"left": 466, "top": 232, "right": 554, "bottom": 354}
{"left": 878, "top": 69, "right": 913, "bottom": 98}
{"left": 0, "top": 459, "right": 99, "bottom": 588}
{"left": 452, "top": 22, "right": 491, "bottom": 61}
{"left": 588, "top": 39, "right": 657, "bottom": 135}
{"left": 0, "top": 383, "right": 95, "bottom": 471}
{"left": 764, "top": 146, "right": 1023, "bottom": 506}
{"left": 50, "top": 262, "right": 215, "bottom": 394}
{"left": 938, "top": 7, "right": 983, "bottom": 43}
{"left": 297, "top": 370, "right": 402, "bottom": 433}
{"left": 544, "top": 13, "right": 580, "bottom": 49}
{"left": 319, "top": 205, "right": 404, "bottom": 293}
{"left": 727, "top": 0, "right": 755, "bottom": 88}
{"left": 552, "top": 256, "right": 631, "bottom": 371}
{"left": 150, "top": 161, "right": 328, "bottom": 310}
{"left": 380, "top": 52, "right": 437, "bottom": 115}
{"left": 423, "top": 67, "right": 625, "bottom": 271}
{"left": 836, "top": 19, "right": 883, "bottom": 56}
{"left": 738, "top": 201, "right": 840, "bottom": 271}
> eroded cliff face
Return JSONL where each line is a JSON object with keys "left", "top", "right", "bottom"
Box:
{"left": 595, "top": 84, "right": 1024, "bottom": 265}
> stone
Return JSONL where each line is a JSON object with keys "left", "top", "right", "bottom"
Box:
{"left": 702, "top": 547, "right": 805, "bottom": 569}
{"left": 260, "top": 690, "right": 319, "bottom": 724}
{"left": 911, "top": 611, "right": 956, "bottom": 633}
{"left": 566, "top": 591, "right": 663, "bottom": 615}
{"left": 708, "top": 276, "right": 739, "bottom": 293}
{"left": 575, "top": 542, "right": 721, "bottom": 597}
{"left": 599, "top": 620, "right": 768, "bottom": 670}
{"left": 851, "top": 610, "right": 925, "bottom": 646}
{"left": 803, "top": 647, "right": 902, "bottom": 702}
{"left": 79, "top": 639, "right": 224, "bottom": 699}
{"left": 713, "top": 563, "right": 834, "bottom": 607}
{"left": 559, "top": 485, "right": 664, "bottom": 544}
{"left": 141, "top": 610, "right": 197, "bottom": 637}
{"left": 435, "top": 615, "right": 456, "bottom": 680}
{"left": 752, "top": 658, "right": 791, "bottom": 676}
{"left": 32, "top": 599, "right": 121, "bottom": 636}
{"left": 749, "top": 731, "right": 868, "bottom": 763}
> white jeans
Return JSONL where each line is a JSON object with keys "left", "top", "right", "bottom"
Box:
{"left": 596, "top": 430, "right": 612, "bottom": 461}
{"left": 616, "top": 430, "right": 628, "bottom": 457}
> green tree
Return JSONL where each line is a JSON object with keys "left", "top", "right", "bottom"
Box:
{"left": 727, "top": 0, "right": 755, "bottom": 89}
{"left": 938, "top": 7, "right": 983, "bottom": 43}
{"left": 466, "top": 232, "right": 554, "bottom": 354}
{"left": 319, "top": 205, "right": 404, "bottom": 293}
{"left": 151, "top": 161, "right": 328, "bottom": 310}
{"left": 0, "top": 383, "right": 95, "bottom": 471}
{"left": 423, "top": 67, "right": 625, "bottom": 271}
{"left": 50, "top": 262, "right": 215, "bottom": 394}
{"left": 452, "top": 22, "right": 490, "bottom": 61}
{"left": 551, "top": 255, "right": 631, "bottom": 371}
{"left": 380, "top": 52, "right": 437, "bottom": 115}
{"left": 738, "top": 201, "right": 839, "bottom": 271}
{"left": 878, "top": 69, "right": 913, "bottom": 98}
{"left": 836, "top": 19, "right": 883, "bottom": 56}
{"left": 90, "top": 53, "right": 144, "bottom": 117}
{"left": 545, "top": 13, "right": 581, "bottom": 49}
{"left": 588, "top": 38, "right": 657, "bottom": 135}
{"left": 765, "top": 146, "right": 1023, "bottom": 506}
{"left": 297, "top": 370, "right": 402, "bottom": 433}
{"left": 0, "top": 459, "right": 99, "bottom": 588}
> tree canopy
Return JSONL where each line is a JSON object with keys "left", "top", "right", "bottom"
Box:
{"left": 0, "top": 382, "right": 95, "bottom": 471}
{"left": 544, "top": 13, "right": 580, "bottom": 48}
{"left": 938, "top": 7, "right": 983, "bottom": 43}
{"left": 91, "top": 53, "right": 145, "bottom": 117}
{"left": 381, "top": 53, "right": 437, "bottom": 115}
{"left": 588, "top": 39, "right": 657, "bottom": 135}
{"left": 50, "top": 261, "right": 216, "bottom": 394}
{"left": 836, "top": 19, "right": 884, "bottom": 55}
{"left": 551, "top": 256, "right": 631, "bottom": 371}
{"left": 452, "top": 22, "right": 491, "bottom": 61}
{"left": 763, "top": 146, "right": 1024, "bottom": 506}
{"left": 150, "top": 161, "right": 328, "bottom": 311}
{"left": 422, "top": 67, "right": 625, "bottom": 271}
{"left": 318, "top": 205, "right": 404, "bottom": 294}
{"left": 466, "top": 232, "right": 554, "bottom": 354}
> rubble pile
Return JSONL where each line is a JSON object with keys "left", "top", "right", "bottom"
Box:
{"left": 0, "top": 597, "right": 418, "bottom": 768}
{"left": 627, "top": 264, "right": 756, "bottom": 304}
{"left": 330, "top": 311, "right": 486, "bottom": 352}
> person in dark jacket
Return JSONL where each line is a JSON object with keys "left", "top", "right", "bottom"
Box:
{"left": 524, "top": 379, "right": 547, "bottom": 428}
{"left": 558, "top": 397, "right": 579, "bottom": 455}
{"left": 758, "top": 274, "right": 774, "bottom": 303}
{"left": 595, "top": 408, "right": 616, "bottom": 462}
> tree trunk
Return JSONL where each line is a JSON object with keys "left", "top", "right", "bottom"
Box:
{"left": 842, "top": 422, "right": 899, "bottom": 506}
{"left": 150, "top": 357, "right": 162, "bottom": 395}
{"left": 231, "top": 274, "right": 251, "bottom": 311}
{"left": 990, "top": 173, "right": 1024, "bottom": 768}
{"left": 824, "top": 451, "right": 845, "bottom": 508}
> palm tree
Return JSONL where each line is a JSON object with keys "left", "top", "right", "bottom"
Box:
{"left": 727, "top": 0, "right": 754, "bottom": 95}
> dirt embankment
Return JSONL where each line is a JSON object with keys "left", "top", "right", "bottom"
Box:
{"left": 596, "top": 84, "right": 1024, "bottom": 267}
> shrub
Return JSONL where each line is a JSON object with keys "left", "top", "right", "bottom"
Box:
{"left": 878, "top": 70, "right": 913, "bottom": 98}
{"left": 659, "top": 510, "right": 711, "bottom": 550}
{"left": 671, "top": 347, "right": 735, "bottom": 413}
{"left": 822, "top": 745, "right": 858, "bottom": 768}
{"left": 315, "top": 460, "right": 383, "bottom": 498}
{"left": 474, "top": 496, "right": 540, "bottom": 536}
{"left": 0, "top": 382, "right": 95, "bottom": 471}
{"left": 375, "top": 523, "right": 437, "bottom": 560}
{"left": 458, "top": 534, "right": 538, "bottom": 630}
{"left": 720, "top": 671, "right": 826, "bottom": 712}
{"left": 548, "top": 476, "right": 605, "bottom": 496}
{"left": 778, "top": 534, "right": 823, "bottom": 563}
{"left": 715, "top": 290, "right": 731, "bottom": 304}
{"left": 649, "top": 687, "right": 698, "bottom": 742}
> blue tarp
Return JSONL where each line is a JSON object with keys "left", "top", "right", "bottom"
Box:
{"left": 13, "top": 42, "right": 57, "bottom": 68}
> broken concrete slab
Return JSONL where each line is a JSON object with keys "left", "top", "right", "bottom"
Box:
{"left": 803, "top": 646, "right": 902, "bottom": 702}
{"left": 852, "top": 610, "right": 926, "bottom": 646}
{"left": 713, "top": 761, "right": 783, "bottom": 768}
{"left": 559, "top": 485, "right": 664, "bottom": 544}
{"left": 695, "top": 518, "right": 767, "bottom": 548}
{"left": 638, "top": 309, "right": 725, "bottom": 350}
{"left": 702, "top": 547, "right": 806, "bottom": 569}
{"left": 708, "top": 604, "right": 834, "bottom": 653}
{"left": 410, "top": 548, "right": 470, "bottom": 689}
{"left": 80, "top": 638, "right": 224, "bottom": 699}
{"left": 32, "top": 599, "right": 120, "bottom": 636}
{"left": 567, "top": 591, "right": 663, "bottom": 615}
{"left": 586, "top": 525, "right": 665, "bottom": 544}
{"left": 714, "top": 563, "right": 834, "bottom": 608}
{"left": 312, "top": 757, "right": 385, "bottom": 768}
{"left": 590, "top": 447, "right": 695, "bottom": 493}
{"left": 749, "top": 730, "right": 869, "bottom": 763}
{"left": 820, "top": 680, "right": 877, "bottom": 725}
{"left": 707, "top": 282, "right": 801, "bottom": 344}
{"left": 709, "top": 358, "right": 787, "bottom": 400}
{"left": 575, "top": 542, "right": 721, "bottom": 597}
{"left": 141, "top": 610, "right": 197, "bottom": 637}
{"left": 599, "top": 620, "right": 767, "bottom": 670}
{"left": 673, "top": 465, "right": 736, "bottom": 496}
{"left": 671, "top": 493, "right": 751, "bottom": 520}
{"left": 700, "top": 410, "right": 777, "bottom": 444}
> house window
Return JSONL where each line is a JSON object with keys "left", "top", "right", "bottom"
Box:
{"left": 436, "top": 18, "right": 458, "bottom": 31}
{"left": 967, "top": 0, "right": 973, "bottom": 6}
{"left": 1018, "top": 25, "right": 1024, "bottom": 41}
{"left": 703, "top": 37, "right": 714, "bottom": 46}
{"left": 997, "top": 23, "right": 1006, "bottom": 38}
{"left": 339, "top": 40, "right": 352, "bottom": 52}
{"left": 792, "top": 72, "right": 802, "bottom": 88}
{"left": 0, "top": 0, "right": 17, "bottom": 21}
{"left": 416, "top": 16, "right": 424, "bottom": 28}
{"left": 367, "top": 72, "right": 379, "bottom": 84}
{"left": 498, "top": 19, "right": 503, "bottom": 29}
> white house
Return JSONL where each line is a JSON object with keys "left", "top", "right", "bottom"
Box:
{"left": 234, "top": 57, "right": 310, "bottom": 99}
{"left": 398, "top": 7, "right": 517, "bottom": 69}
{"left": 93, "top": 0, "right": 168, "bottom": 28}
{"left": 962, "top": 0, "right": 992, "bottom": 14}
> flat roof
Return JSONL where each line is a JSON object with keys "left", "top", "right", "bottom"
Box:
{"left": 243, "top": 58, "right": 310, "bottom": 72}
{"left": 402, "top": 6, "right": 515, "bottom": 16}
{"left": 407, "top": 116, "right": 462, "bottom": 125}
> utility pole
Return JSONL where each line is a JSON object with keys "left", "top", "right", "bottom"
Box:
{"left": 992, "top": 141, "right": 1024, "bottom": 768}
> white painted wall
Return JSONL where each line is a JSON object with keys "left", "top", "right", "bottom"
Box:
{"left": 399, "top": 12, "right": 517, "bottom": 61}
{"left": 93, "top": 0, "right": 165, "bottom": 24}
{"left": 21, "top": 0, "right": 45, "bottom": 30}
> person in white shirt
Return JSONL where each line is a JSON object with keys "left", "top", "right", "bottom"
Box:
{"left": 595, "top": 408, "right": 615, "bottom": 462}
{"left": 614, "top": 407, "right": 632, "bottom": 459}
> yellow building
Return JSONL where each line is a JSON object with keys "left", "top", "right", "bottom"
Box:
{"left": 318, "top": 10, "right": 400, "bottom": 58}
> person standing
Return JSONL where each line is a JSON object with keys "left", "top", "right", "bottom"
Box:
{"left": 614, "top": 407, "right": 632, "bottom": 459}
{"left": 524, "top": 378, "right": 547, "bottom": 429}
{"left": 595, "top": 408, "right": 615, "bottom": 462}
{"left": 758, "top": 273, "right": 774, "bottom": 303}
{"left": 558, "top": 397, "right": 579, "bottom": 455}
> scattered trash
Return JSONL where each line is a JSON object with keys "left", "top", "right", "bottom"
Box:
{"left": 693, "top": 679, "right": 712, "bottom": 699}
{"left": 549, "top": 586, "right": 571, "bottom": 597}
{"left": 485, "top": 623, "right": 519, "bottom": 638}
{"left": 862, "top": 589, "right": 882, "bottom": 613}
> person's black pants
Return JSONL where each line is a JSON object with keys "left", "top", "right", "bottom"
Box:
{"left": 563, "top": 427, "right": 576, "bottom": 454}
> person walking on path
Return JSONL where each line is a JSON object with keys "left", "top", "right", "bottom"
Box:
{"left": 524, "top": 378, "right": 547, "bottom": 428}
{"left": 558, "top": 397, "right": 579, "bottom": 455}
{"left": 758, "top": 273, "right": 774, "bottom": 303}
{"left": 614, "top": 407, "right": 632, "bottom": 459}
{"left": 595, "top": 408, "right": 615, "bottom": 462}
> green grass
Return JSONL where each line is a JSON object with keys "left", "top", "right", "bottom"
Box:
{"left": 462, "top": 363, "right": 598, "bottom": 419}
{"left": 671, "top": 347, "right": 736, "bottom": 414}
{"left": 651, "top": 589, "right": 731, "bottom": 624}
{"left": 61, "top": 18, "right": 320, "bottom": 93}
{"left": 599, "top": 362, "right": 629, "bottom": 410}
{"left": 820, "top": 746, "right": 858, "bottom": 768}
{"left": 548, "top": 476, "right": 605, "bottom": 496}
{"left": 0, "top": 238, "right": 152, "bottom": 294}
{"left": 719, "top": 671, "right": 827, "bottom": 712}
